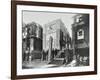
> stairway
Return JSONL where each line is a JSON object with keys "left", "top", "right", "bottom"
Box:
{"left": 55, "top": 50, "right": 64, "bottom": 58}
{"left": 49, "top": 50, "right": 65, "bottom": 66}
{"left": 49, "top": 58, "right": 65, "bottom": 66}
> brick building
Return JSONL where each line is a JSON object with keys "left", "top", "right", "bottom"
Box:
{"left": 22, "top": 22, "right": 43, "bottom": 61}
{"left": 72, "top": 14, "right": 89, "bottom": 65}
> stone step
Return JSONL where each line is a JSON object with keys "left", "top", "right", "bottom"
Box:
{"left": 49, "top": 58, "right": 65, "bottom": 65}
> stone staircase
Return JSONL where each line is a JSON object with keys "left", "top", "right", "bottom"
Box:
{"left": 49, "top": 50, "right": 65, "bottom": 66}
{"left": 49, "top": 58, "right": 65, "bottom": 66}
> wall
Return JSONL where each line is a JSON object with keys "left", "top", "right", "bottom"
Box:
{"left": 0, "top": 0, "right": 99, "bottom": 80}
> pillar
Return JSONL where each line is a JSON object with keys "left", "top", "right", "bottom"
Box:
{"left": 48, "top": 36, "right": 53, "bottom": 63}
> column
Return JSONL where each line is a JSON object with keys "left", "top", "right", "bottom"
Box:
{"left": 48, "top": 36, "right": 53, "bottom": 63}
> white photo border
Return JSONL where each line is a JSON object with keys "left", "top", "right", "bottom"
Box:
{"left": 17, "top": 5, "right": 95, "bottom": 75}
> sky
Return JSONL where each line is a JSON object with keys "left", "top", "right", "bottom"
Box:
{"left": 23, "top": 11, "right": 77, "bottom": 37}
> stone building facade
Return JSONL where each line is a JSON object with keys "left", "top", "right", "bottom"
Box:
{"left": 43, "top": 19, "right": 71, "bottom": 62}
{"left": 43, "top": 19, "right": 71, "bottom": 51}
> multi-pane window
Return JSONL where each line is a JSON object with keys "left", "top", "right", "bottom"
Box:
{"left": 75, "top": 15, "right": 83, "bottom": 23}
{"left": 76, "top": 18, "right": 80, "bottom": 23}
{"left": 79, "top": 30, "right": 82, "bottom": 36}
{"left": 77, "top": 29, "right": 84, "bottom": 40}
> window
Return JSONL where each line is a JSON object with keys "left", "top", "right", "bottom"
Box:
{"left": 79, "top": 17, "right": 83, "bottom": 22}
{"left": 75, "top": 15, "right": 83, "bottom": 23}
{"left": 76, "top": 18, "right": 79, "bottom": 22}
{"left": 79, "top": 30, "right": 82, "bottom": 36}
{"left": 77, "top": 29, "right": 84, "bottom": 40}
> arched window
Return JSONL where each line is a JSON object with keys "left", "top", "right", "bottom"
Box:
{"left": 77, "top": 29, "right": 84, "bottom": 40}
